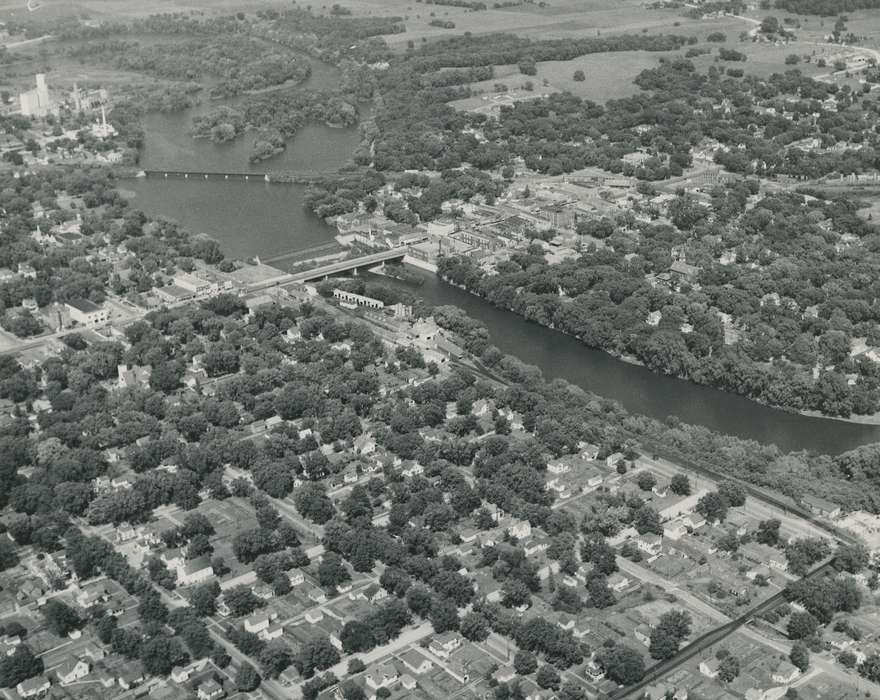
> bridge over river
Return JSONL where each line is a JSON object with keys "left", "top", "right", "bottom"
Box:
{"left": 247, "top": 249, "right": 409, "bottom": 290}
{"left": 134, "top": 169, "right": 328, "bottom": 184}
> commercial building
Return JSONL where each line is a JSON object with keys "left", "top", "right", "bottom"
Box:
{"left": 66, "top": 299, "right": 110, "bottom": 327}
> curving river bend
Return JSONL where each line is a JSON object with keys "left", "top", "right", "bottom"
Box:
{"left": 124, "top": 64, "right": 880, "bottom": 455}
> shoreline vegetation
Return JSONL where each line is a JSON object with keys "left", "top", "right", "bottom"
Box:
{"left": 435, "top": 272, "right": 880, "bottom": 426}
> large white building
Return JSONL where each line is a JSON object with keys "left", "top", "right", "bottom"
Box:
{"left": 20, "top": 74, "right": 55, "bottom": 118}
{"left": 66, "top": 299, "right": 110, "bottom": 327}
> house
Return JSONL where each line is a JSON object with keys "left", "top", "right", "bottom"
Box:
{"left": 606, "top": 452, "right": 626, "bottom": 469}
{"left": 305, "top": 608, "right": 325, "bottom": 624}
{"left": 508, "top": 520, "right": 532, "bottom": 540}
{"left": 547, "top": 459, "right": 571, "bottom": 475}
{"left": 638, "top": 533, "right": 663, "bottom": 557}
{"left": 429, "top": 631, "right": 463, "bottom": 659}
{"left": 699, "top": 657, "right": 721, "bottom": 678}
{"left": 771, "top": 661, "right": 801, "bottom": 685}
{"left": 177, "top": 557, "right": 214, "bottom": 586}
{"left": 288, "top": 569, "right": 305, "bottom": 586}
{"left": 117, "top": 667, "right": 144, "bottom": 690}
{"left": 400, "top": 673, "right": 416, "bottom": 691}
{"left": 607, "top": 572, "right": 631, "bottom": 592}
{"left": 401, "top": 461, "right": 424, "bottom": 477}
{"left": 400, "top": 649, "right": 432, "bottom": 675}
{"left": 244, "top": 611, "right": 276, "bottom": 634}
{"left": 197, "top": 679, "right": 225, "bottom": 700}
{"left": 366, "top": 662, "right": 398, "bottom": 690}
{"left": 669, "top": 260, "right": 701, "bottom": 283}
{"left": 523, "top": 537, "right": 551, "bottom": 557}
{"left": 802, "top": 495, "right": 841, "bottom": 520}
{"left": 308, "top": 587, "right": 327, "bottom": 603}
{"left": 362, "top": 583, "right": 387, "bottom": 603}
{"left": 65, "top": 298, "right": 109, "bottom": 327}
{"left": 353, "top": 433, "right": 376, "bottom": 456}
{"left": 253, "top": 583, "right": 274, "bottom": 601}
{"left": 493, "top": 666, "right": 516, "bottom": 683}
{"left": 260, "top": 623, "right": 284, "bottom": 641}
{"left": 16, "top": 676, "right": 50, "bottom": 697}
{"left": 117, "top": 364, "right": 150, "bottom": 389}
{"left": 56, "top": 658, "right": 89, "bottom": 684}
{"left": 664, "top": 519, "right": 688, "bottom": 541}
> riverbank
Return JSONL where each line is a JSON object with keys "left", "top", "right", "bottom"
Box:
{"left": 436, "top": 273, "right": 880, "bottom": 427}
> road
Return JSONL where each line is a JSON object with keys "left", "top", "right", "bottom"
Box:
{"left": 615, "top": 556, "right": 728, "bottom": 625}
{"left": 634, "top": 454, "right": 832, "bottom": 544}
{"left": 327, "top": 622, "right": 433, "bottom": 677}
{"left": 610, "top": 555, "right": 879, "bottom": 699}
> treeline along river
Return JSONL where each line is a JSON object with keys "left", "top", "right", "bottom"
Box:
{"left": 125, "top": 62, "right": 880, "bottom": 455}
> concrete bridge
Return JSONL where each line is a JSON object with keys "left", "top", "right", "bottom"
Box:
{"left": 136, "top": 169, "right": 324, "bottom": 184}
{"left": 247, "top": 248, "right": 409, "bottom": 290}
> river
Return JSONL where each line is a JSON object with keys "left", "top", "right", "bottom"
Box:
{"left": 124, "top": 63, "right": 880, "bottom": 455}
{"left": 126, "top": 60, "right": 359, "bottom": 260}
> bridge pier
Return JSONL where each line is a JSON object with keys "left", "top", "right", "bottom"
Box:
{"left": 204, "top": 174, "right": 209, "bottom": 179}
{"left": 164, "top": 173, "right": 168, "bottom": 178}
{"left": 264, "top": 174, "right": 270, "bottom": 182}
{"left": 225, "top": 174, "right": 229, "bottom": 180}
{"left": 245, "top": 175, "right": 249, "bottom": 181}
{"left": 184, "top": 173, "right": 188, "bottom": 179}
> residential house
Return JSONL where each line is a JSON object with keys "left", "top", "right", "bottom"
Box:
{"left": 608, "top": 572, "right": 631, "bottom": 592}
{"left": 366, "top": 662, "right": 398, "bottom": 690}
{"left": 429, "top": 631, "right": 463, "bottom": 659}
{"left": 17, "top": 676, "right": 50, "bottom": 697}
{"left": 197, "top": 679, "right": 225, "bottom": 700}
{"left": 244, "top": 611, "right": 277, "bottom": 635}
{"left": 353, "top": 433, "right": 376, "bottom": 456}
{"left": 400, "top": 650, "right": 432, "bottom": 675}
{"left": 638, "top": 533, "right": 663, "bottom": 557}
{"left": 288, "top": 569, "right": 305, "bottom": 586}
{"left": 494, "top": 666, "right": 516, "bottom": 684}
{"left": 508, "top": 520, "right": 532, "bottom": 540}
{"left": 700, "top": 657, "right": 721, "bottom": 678}
{"left": 177, "top": 557, "right": 214, "bottom": 587}
{"left": 771, "top": 661, "right": 801, "bottom": 685}
{"left": 56, "top": 658, "right": 89, "bottom": 684}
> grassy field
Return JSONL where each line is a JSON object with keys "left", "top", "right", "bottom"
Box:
{"left": 450, "top": 50, "right": 670, "bottom": 111}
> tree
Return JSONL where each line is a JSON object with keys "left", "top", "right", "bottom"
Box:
{"left": 429, "top": 597, "right": 460, "bottom": 633}
{"left": 756, "top": 519, "right": 780, "bottom": 546}
{"left": 636, "top": 471, "right": 656, "bottom": 491}
{"left": 41, "top": 600, "right": 83, "bottom": 637}
{"left": 634, "top": 506, "right": 662, "bottom": 535}
{"left": 460, "top": 611, "right": 489, "bottom": 642}
{"left": 718, "top": 654, "right": 740, "bottom": 682}
{"left": 834, "top": 543, "right": 869, "bottom": 574}
{"left": 190, "top": 581, "right": 220, "bottom": 617}
{"left": 0, "top": 645, "right": 43, "bottom": 688}
{"left": 697, "top": 491, "right": 728, "bottom": 523}
{"left": 514, "top": 649, "right": 538, "bottom": 675}
{"left": 790, "top": 641, "right": 810, "bottom": 672}
{"left": 236, "top": 662, "right": 261, "bottom": 691}
{"left": 340, "top": 620, "right": 375, "bottom": 654}
{"left": 536, "top": 664, "right": 561, "bottom": 690}
{"left": 572, "top": 69, "right": 585, "bottom": 81}
{"left": 787, "top": 611, "right": 819, "bottom": 640}
{"left": 295, "top": 637, "right": 340, "bottom": 678}
{"left": 587, "top": 574, "right": 616, "bottom": 609}
{"left": 718, "top": 481, "right": 746, "bottom": 507}
{"left": 598, "top": 644, "right": 645, "bottom": 685}
{"left": 670, "top": 474, "right": 691, "bottom": 496}
{"left": 649, "top": 610, "right": 691, "bottom": 660}
{"left": 317, "top": 552, "right": 350, "bottom": 589}
{"left": 259, "top": 641, "right": 294, "bottom": 678}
